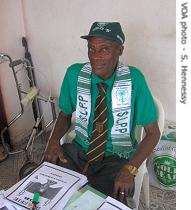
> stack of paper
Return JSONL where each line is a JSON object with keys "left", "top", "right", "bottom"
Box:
{"left": 3, "top": 162, "right": 88, "bottom": 210}
{"left": 2, "top": 162, "right": 132, "bottom": 210}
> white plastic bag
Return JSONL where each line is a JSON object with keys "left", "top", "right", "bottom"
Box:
{"left": 148, "top": 121, "right": 176, "bottom": 191}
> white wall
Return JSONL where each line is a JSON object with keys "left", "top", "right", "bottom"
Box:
{"left": 0, "top": 0, "right": 35, "bottom": 142}
{"left": 0, "top": 0, "right": 175, "bottom": 142}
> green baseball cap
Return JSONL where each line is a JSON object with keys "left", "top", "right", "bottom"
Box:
{"left": 81, "top": 22, "right": 125, "bottom": 45}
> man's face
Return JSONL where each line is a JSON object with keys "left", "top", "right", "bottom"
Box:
{"left": 88, "top": 37, "right": 124, "bottom": 80}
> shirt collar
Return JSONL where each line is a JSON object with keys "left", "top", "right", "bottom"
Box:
{"left": 91, "top": 71, "right": 116, "bottom": 88}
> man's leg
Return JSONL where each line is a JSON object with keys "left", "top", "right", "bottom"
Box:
{"left": 87, "top": 155, "right": 128, "bottom": 197}
{"left": 87, "top": 155, "right": 135, "bottom": 208}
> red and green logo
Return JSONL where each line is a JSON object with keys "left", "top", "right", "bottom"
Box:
{"left": 153, "top": 155, "right": 176, "bottom": 187}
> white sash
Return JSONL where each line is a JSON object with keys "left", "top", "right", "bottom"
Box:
{"left": 76, "top": 62, "right": 134, "bottom": 158}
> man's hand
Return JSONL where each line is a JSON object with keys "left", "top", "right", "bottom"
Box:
{"left": 43, "top": 139, "right": 67, "bottom": 164}
{"left": 113, "top": 166, "right": 135, "bottom": 203}
{"left": 112, "top": 121, "right": 160, "bottom": 204}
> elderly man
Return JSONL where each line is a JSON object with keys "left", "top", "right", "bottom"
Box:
{"left": 43, "top": 22, "right": 160, "bottom": 205}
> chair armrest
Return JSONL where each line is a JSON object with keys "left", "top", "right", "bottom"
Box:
{"left": 60, "top": 123, "right": 76, "bottom": 145}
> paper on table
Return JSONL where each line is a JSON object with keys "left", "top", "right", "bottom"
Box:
{"left": 0, "top": 198, "right": 23, "bottom": 210}
{"left": 5, "top": 162, "right": 88, "bottom": 210}
{"left": 64, "top": 190, "right": 105, "bottom": 210}
{"left": 98, "top": 196, "right": 132, "bottom": 210}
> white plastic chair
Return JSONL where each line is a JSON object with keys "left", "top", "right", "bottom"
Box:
{"left": 60, "top": 97, "right": 165, "bottom": 209}
{"left": 133, "top": 96, "right": 165, "bottom": 209}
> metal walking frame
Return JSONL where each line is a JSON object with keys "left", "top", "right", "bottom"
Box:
{"left": 0, "top": 53, "right": 57, "bottom": 163}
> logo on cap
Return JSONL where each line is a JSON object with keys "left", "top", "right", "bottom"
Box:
{"left": 92, "top": 22, "right": 111, "bottom": 32}
{"left": 97, "top": 22, "right": 108, "bottom": 28}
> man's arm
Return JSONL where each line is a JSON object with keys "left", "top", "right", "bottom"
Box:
{"left": 43, "top": 111, "right": 72, "bottom": 164}
{"left": 127, "top": 120, "right": 160, "bottom": 168}
{"left": 114, "top": 121, "right": 160, "bottom": 200}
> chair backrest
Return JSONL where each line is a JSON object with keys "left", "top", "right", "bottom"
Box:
{"left": 135, "top": 96, "right": 165, "bottom": 142}
{"left": 153, "top": 96, "right": 165, "bottom": 135}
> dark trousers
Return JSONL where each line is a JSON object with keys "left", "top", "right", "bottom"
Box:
{"left": 57, "top": 143, "right": 129, "bottom": 197}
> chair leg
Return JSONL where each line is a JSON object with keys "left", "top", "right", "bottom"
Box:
{"left": 142, "top": 172, "right": 150, "bottom": 208}
{"left": 133, "top": 173, "right": 144, "bottom": 210}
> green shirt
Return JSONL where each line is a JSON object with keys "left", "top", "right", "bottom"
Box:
{"left": 59, "top": 63, "right": 157, "bottom": 156}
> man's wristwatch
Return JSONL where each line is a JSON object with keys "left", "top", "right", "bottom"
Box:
{"left": 124, "top": 164, "right": 138, "bottom": 176}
